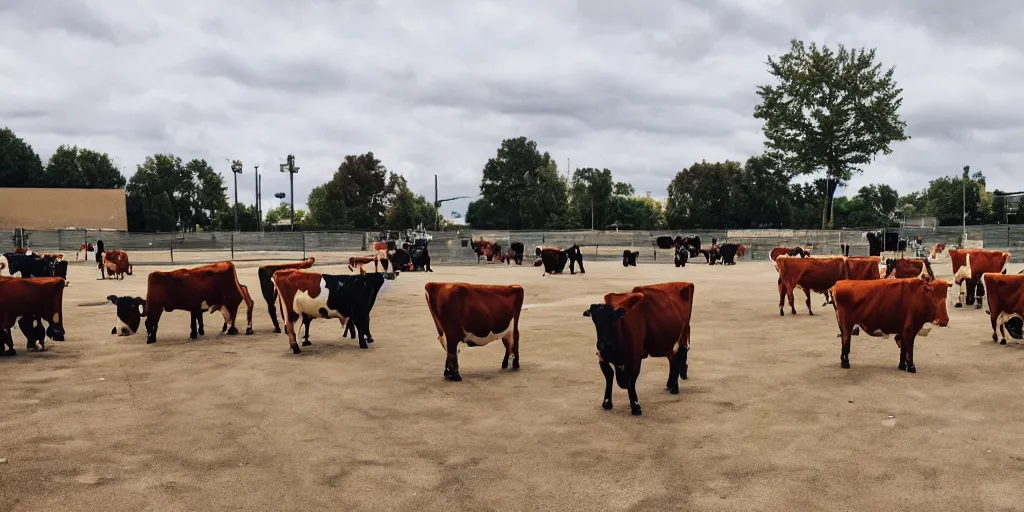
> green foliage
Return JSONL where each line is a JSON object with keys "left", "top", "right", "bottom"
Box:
{"left": 568, "top": 168, "right": 614, "bottom": 229}
{"left": 0, "top": 127, "right": 44, "bottom": 187}
{"left": 921, "top": 167, "right": 992, "bottom": 226}
{"left": 729, "top": 156, "right": 792, "bottom": 228}
{"left": 213, "top": 204, "right": 260, "bottom": 231}
{"left": 126, "top": 155, "right": 231, "bottom": 232}
{"left": 832, "top": 184, "right": 900, "bottom": 227}
{"left": 385, "top": 175, "right": 441, "bottom": 229}
{"left": 306, "top": 152, "right": 393, "bottom": 230}
{"left": 607, "top": 195, "right": 665, "bottom": 229}
{"left": 264, "top": 202, "right": 307, "bottom": 227}
{"left": 41, "top": 145, "right": 126, "bottom": 188}
{"left": 666, "top": 160, "right": 738, "bottom": 229}
{"left": 472, "top": 137, "right": 569, "bottom": 229}
{"left": 754, "top": 39, "right": 910, "bottom": 228}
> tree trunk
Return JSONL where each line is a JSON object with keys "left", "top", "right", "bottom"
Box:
{"left": 820, "top": 173, "right": 838, "bottom": 230}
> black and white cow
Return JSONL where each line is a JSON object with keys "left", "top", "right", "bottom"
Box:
{"left": 2, "top": 252, "right": 68, "bottom": 281}
{"left": 622, "top": 250, "right": 639, "bottom": 267}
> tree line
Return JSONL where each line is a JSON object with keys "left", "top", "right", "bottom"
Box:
{"left": 2, "top": 40, "right": 1019, "bottom": 232}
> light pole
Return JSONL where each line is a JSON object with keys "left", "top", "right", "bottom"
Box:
{"left": 254, "top": 164, "right": 260, "bottom": 231}
{"left": 231, "top": 160, "right": 243, "bottom": 231}
{"left": 962, "top": 165, "right": 969, "bottom": 244}
{"left": 279, "top": 155, "right": 299, "bottom": 231}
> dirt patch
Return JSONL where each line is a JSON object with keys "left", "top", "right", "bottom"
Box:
{"left": 2, "top": 258, "right": 1024, "bottom": 511}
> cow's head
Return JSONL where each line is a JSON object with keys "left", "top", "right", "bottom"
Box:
{"left": 735, "top": 245, "right": 748, "bottom": 258}
{"left": 883, "top": 258, "right": 897, "bottom": 278}
{"left": 925, "top": 280, "right": 953, "bottom": 327}
{"left": 107, "top": 295, "right": 145, "bottom": 335}
{"left": 583, "top": 293, "right": 643, "bottom": 363}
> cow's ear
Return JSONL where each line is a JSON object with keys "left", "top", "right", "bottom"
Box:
{"left": 107, "top": 295, "right": 118, "bottom": 304}
{"left": 133, "top": 297, "right": 146, "bottom": 307}
{"left": 582, "top": 310, "right": 591, "bottom": 317}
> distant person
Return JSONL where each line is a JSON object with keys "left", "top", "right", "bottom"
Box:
{"left": 913, "top": 236, "right": 925, "bottom": 258}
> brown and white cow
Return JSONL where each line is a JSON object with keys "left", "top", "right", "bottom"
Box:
{"left": 949, "top": 249, "right": 1011, "bottom": 308}
{"left": 348, "top": 255, "right": 382, "bottom": 274}
{"left": 101, "top": 250, "right": 133, "bottom": 280}
{"left": 777, "top": 257, "right": 847, "bottom": 315}
{"left": 0, "top": 276, "right": 67, "bottom": 355}
{"left": 424, "top": 282, "right": 524, "bottom": 382}
{"left": 257, "top": 258, "right": 316, "bottom": 333}
{"left": 584, "top": 282, "right": 694, "bottom": 416}
{"left": 272, "top": 269, "right": 389, "bottom": 353}
{"left": 832, "top": 278, "right": 952, "bottom": 373}
{"left": 107, "top": 261, "right": 253, "bottom": 344}
{"left": 982, "top": 272, "right": 1024, "bottom": 345}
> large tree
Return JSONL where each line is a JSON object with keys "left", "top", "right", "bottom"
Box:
{"left": 922, "top": 166, "right": 992, "bottom": 226}
{"left": 385, "top": 175, "right": 441, "bottom": 229}
{"left": 0, "top": 127, "right": 44, "bottom": 187}
{"left": 568, "top": 168, "right": 615, "bottom": 229}
{"left": 126, "top": 154, "right": 230, "bottom": 232}
{"left": 832, "top": 184, "right": 900, "bottom": 227}
{"left": 728, "top": 156, "right": 792, "bottom": 228}
{"left": 470, "top": 137, "right": 569, "bottom": 230}
{"left": 306, "top": 152, "right": 397, "bottom": 230}
{"left": 754, "top": 39, "right": 910, "bottom": 228}
{"left": 665, "top": 160, "right": 738, "bottom": 229}
{"left": 41, "top": 145, "right": 126, "bottom": 188}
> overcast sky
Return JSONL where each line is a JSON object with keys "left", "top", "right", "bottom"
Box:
{"left": 2, "top": 1, "right": 1022, "bottom": 219}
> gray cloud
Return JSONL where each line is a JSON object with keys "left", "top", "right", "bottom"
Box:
{"left": 1, "top": 0, "right": 1022, "bottom": 220}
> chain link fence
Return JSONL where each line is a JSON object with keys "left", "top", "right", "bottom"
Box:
{"left": 9, "top": 225, "right": 1024, "bottom": 266}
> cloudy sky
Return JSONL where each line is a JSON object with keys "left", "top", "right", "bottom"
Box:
{"left": 2, "top": 0, "right": 1022, "bottom": 219}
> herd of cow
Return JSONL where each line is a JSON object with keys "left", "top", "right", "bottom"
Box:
{"left": 3, "top": 237, "right": 1024, "bottom": 417}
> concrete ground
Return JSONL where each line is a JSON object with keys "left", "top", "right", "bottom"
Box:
{"left": 2, "top": 257, "right": 1024, "bottom": 511}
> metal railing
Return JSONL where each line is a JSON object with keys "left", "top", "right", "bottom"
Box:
{"left": 9, "top": 225, "right": 1024, "bottom": 266}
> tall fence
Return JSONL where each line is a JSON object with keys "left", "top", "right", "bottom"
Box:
{"left": 10, "top": 225, "right": 1024, "bottom": 266}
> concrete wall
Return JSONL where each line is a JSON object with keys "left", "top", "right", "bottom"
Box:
{"left": 0, "top": 188, "right": 127, "bottom": 230}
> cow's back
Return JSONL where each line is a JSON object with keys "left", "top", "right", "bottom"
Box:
{"left": 778, "top": 257, "right": 845, "bottom": 292}
{"left": 845, "top": 256, "right": 881, "bottom": 280}
{"left": 983, "top": 273, "right": 1024, "bottom": 314}
{"left": 426, "top": 282, "right": 523, "bottom": 336}
{"left": 834, "top": 279, "right": 926, "bottom": 333}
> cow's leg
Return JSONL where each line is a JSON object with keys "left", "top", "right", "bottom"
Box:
{"left": 145, "top": 310, "right": 163, "bottom": 344}
{"left": 511, "top": 326, "right": 520, "bottom": 370}
{"left": 804, "top": 289, "right": 814, "bottom": 315}
{"left": 501, "top": 337, "right": 512, "bottom": 369}
{"left": 1, "top": 328, "right": 14, "bottom": 356}
{"left": 627, "top": 370, "right": 642, "bottom": 416}
{"left": 280, "top": 299, "right": 302, "bottom": 354}
{"left": 301, "top": 314, "right": 313, "bottom": 346}
{"left": 266, "top": 290, "right": 281, "bottom": 334}
{"left": 223, "top": 302, "right": 240, "bottom": 335}
{"left": 342, "top": 318, "right": 357, "bottom": 340}
{"left": 350, "top": 314, "right": 370, "bottom": 349}
{"left": 974, "top": 281, "right": 985, "bottom": 310}
{"left": 444, "top": 345, "right": 461, "bottom": 382}
{"left": 778, "top": 279, "right": 786, "bottom": 316}
{"left": 991, "top": 310, "right": 1002, "bottom": 344}
{"left": 902, "top": 332, "right": 918, "bottom": 373}
{"left": 666, "top": 353, "right": 680, "bottom": 394}
{"left": 839, "top": 323, "right": 852, "bottom": 369}
{"left": 955, "top": 282, "right": 965, "bottom": 308}
{"left": 600, "top": 361, "right": 614, "bottom": 410}
{"left": 189, "top": 311, "right": 200, "bottom": 340}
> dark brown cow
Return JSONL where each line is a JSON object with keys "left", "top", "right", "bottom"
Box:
{"left": 884, "top": 258, "right": 935, "bottom": 280}
{"left": 101, "top": 250, "right": 133, "bottom": 280}
{"left": 770, "top": 246, "right": 811, "bottom": 263}
{"left": 584, "top": 282, "right": 694, "bottom": 416}
{"left": 537, "top": 245, "right": 585, "bottom": 275}
{"left": 982, "top": 272, "right": 1024, "bottom": 344}
{"left": 257, "top": 258, "right": 316, "bottom": 333}
{"left": 777, "top": 257, "right": 847, "bottom": 315}
{"left": 832, "top": 278, "right": 952, "bottom": 373}
{"left": 949, "top": 249, "right": 1011, "bottom": 308}
{"left": 622, "top": 250, "right": 639, "bottom": 267}
{"left": 107, "top": 261, "right": 253, "bottom": 344}
{"left": 0, "top": 276, "right": 66, "bottom": 355}
{"left": 424, "top": 282, "right": 524, "bottom": 382}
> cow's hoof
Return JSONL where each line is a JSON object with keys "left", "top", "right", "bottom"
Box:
{"left": 630, "top": 404, "right": 642, "bottom": 416}
{"left": 299, "top": 340, "right": 312, "bottom": 347}
{"left": 367, "top": 337, "right": 375, "bottom": 344}
{"left": 512, "top": 359, "right": 520, "bottom": 370}
{"left": 226, "top": 326, "right": 239, "bottom": 335}
{"left": 445, "top": 373, "right": 462, "bottom": 382}
{"left": 146, "top": 338, "right": 157, "bottom": 345}
{"left": 779, "top": 310, "right": 784, "bottom": 317}
{"left": 189, "top": 331, "right": 198, "bottom": 340}
{"left": 993, "top": 335, "right": 999, "bottom": 343}
{"left": 809, "top": 311, "right": 814, "bottom": 316}
{"left": 198, "top": 328, "right": 205, "bottom": 336}
{"left": 501, "top": 360, "right": 509, "bottom": 369}
{"left": 602, "top": 399, "right": 612, "bottom": 410}
{"left": 359, "top": 341, "right": 369, "bottom": 349}
{"left": 954, "top": 303, "right": 963, "bottom": 308}
{"left": 668, "top": 386, "right": 679, "bottom": 395}
{"left": 273, "top": 327, "right": 281, "bottom": 334}
{"left": 906, "top": 365, "right": 917, "bottom": 374}
{"left": 898, "top": 361, "right": 907, "bottom": 371}
{"left": 1001, "top": 339, "right": 1007, "bottom": 345}
{"left": 841, "top": 360, "right": 850, "bottom": 369}
{"left": 245, "top": 327, "right": 253, "bottom": 336}
{"left": 790, "top": 311, "right": 796, "bottom": 316}
{"left": 291, "top": 346, "right": 301, "bottom": 354}
{"left": 221, "top": 322, "right": 228, "bottom": 333}
{"left": 3, "top": 349, "right": 16, "bottom": 356}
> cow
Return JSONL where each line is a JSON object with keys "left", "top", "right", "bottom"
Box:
{"left": 106, "top": 261, "right": 254, "bottom": 344}
{"left": 832, "top": 278, "right": 952, "bottom": 373}
{"left": 929, "top": 243, "right": 947, "bottom": 259}
{"left": 770, "top": 247, "right": 811, "bottom": 262}
{"left": 777, "top": 257, "right": 848, "bottom": 316}
{"left": 656, "top": 236, "right": 675, "bottom": 250}
{"left": 470, "top": 238, "right": 501, "bottom": 263}
{"left": 865, "top": 231, "right": 908, "bottom": 257}
{"left": 424, "top": 282, "right": 524, "bottom": 382}
{"left": 711, "top": 243, "right": 747, "bottom": 265}
{"left": 76, "top": 242, "right": 95, "bottom": 261}
{"left": 502, "top": 242, "right": 525, "bottom": 266}
{"left": 101, "top": 250, "right": 133, "bottom": 280}
{"left": 583, "top": 282, "right": 694, "bottom": 416}
{"left": 2, "top": 252, "right": 69, "bottom": 282}
{"left": 272, "top": 269, "right": 388, "bottom": 353}
{"left": 674, "top": 245, "right": 689, "bottom": 267}
{"left": 949, "top": 249, "right": 1011, "bottom": 308}
{"left": 348, "top": 255, "right": 382, "bottom": 274}
{"left": 674, "top": 236, "right": 702, "bottom": 257}
{"left": 537, "top": 244, "right": 585, "bottom": 276}
{"left": 256, "top": 258, "right": 316, "bottom": 333}
{"left": 982, "top": 272, "right": 1024, "bottom": 345}
{"left": 0, "top": 276, "right": 67, "bottom": 355}
{"left": 408, "top": 242, "right": 433, "bottom": 272}
{"left": 622, "top": 250, "right": 639, "bottom": 267}
{"left": 884, "top": 258, "right": 936, "bottom": 280}
{"left": 816, "top": 256, "right": 881, "bottom": 306}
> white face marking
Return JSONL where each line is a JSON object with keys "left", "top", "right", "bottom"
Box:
{"left": 462, "top": 323, "right": 512, "bottom": 348}
{"left": 114, "top": 316, "right": 131, "bottom": 336}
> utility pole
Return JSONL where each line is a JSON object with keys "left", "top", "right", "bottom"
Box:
{"left": 254, "top": 164, "right": 260, "bottom": 231}
{"left": 231, "top": 160, "right": 243, "bottom": 231}
{"left": 280, "top": 155, "right": 299, "bottom": 231}
{"left": 963, "top": 165, "right": 969, "bottom": 243}
{"left": 257, "top": 174, "right": 263, "bottom": 231}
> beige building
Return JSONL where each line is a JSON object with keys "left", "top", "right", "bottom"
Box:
{"left": 0, "top": 188, "right": 128, "bottom": 230}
